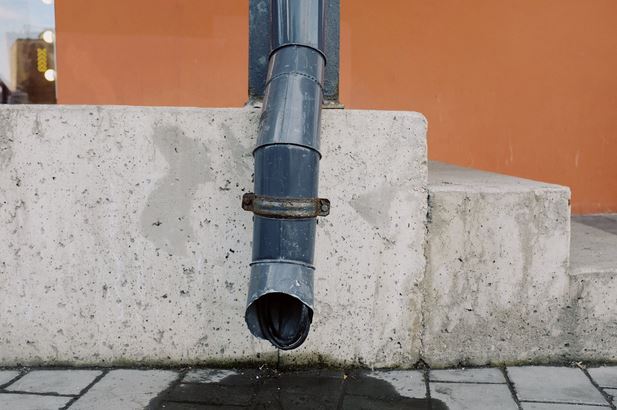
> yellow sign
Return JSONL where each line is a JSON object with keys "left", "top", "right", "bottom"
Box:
{"left": 37, "top": 48, "right": 48, "bottom": 73}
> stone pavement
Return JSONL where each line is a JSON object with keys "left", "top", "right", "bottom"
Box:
{"left": 0, "top": 365, "right": 616, "bottom": 409}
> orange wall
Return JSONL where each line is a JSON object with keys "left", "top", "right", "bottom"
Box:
{"left": 55, "top": 0, "right": 617, "bottom": 214}
{"left": 340, "top": 0, "right": 617, "bottom": 214}
{"left": 55, "top": 0, "right": 247, "bottom": 107}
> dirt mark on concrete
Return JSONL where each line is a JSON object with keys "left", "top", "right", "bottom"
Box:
{"left": 140, "top": 124, "right": 211, "bottom": 255}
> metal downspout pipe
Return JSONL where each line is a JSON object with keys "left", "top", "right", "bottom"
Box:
{"left": 242, "top": 0, "right": 328, "bottom": 350}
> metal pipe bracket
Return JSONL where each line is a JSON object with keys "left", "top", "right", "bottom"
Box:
{"left": 242, "top": 193, "right": 330, "bottom": 219}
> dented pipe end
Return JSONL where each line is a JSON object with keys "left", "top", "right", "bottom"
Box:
{"left": 245, "top": 261, "right": 314, "bottom": 349}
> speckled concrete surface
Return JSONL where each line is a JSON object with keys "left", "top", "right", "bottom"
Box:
{"left": 567, "top": 217, "right": 617, "bottom": 363}
{"left": 2, "top": 105, "right": 615, "bottom": 369}
{"left": 423, "top": 162, "right": 571, "bottom": 367}
{"left": 0, "top": 105, "right": 427, "bottom": 367}
{"left": 570, "top": 216, "right": 617, "bottom": 275}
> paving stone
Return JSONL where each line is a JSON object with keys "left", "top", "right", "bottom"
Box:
{"left": 70, "top": 369, "right": 178, "bottom": 410}
{"left": 606, "top": 389, "right": 617, "bottom": 405}
{"left": 6, "top": 370, "right": 101, "bottom": 395}
{"left": 341, "top": 395, "right": 437, "bottom": 410}
{"left": 507, "top": 366, "right": 608, "bottom": 405}
{"left": 166, "top": 383, "right": 255, "bottom": 406}
{"left": 258, "top": 371, "right": 344, "bottom": 409}
{"left": 430, "top": 383, "right": 518, "bottom": 410}
{"left": 430, "top": 368, "right": 505, "bottom": 383}
{"left": 182, "top": 369, "right": 261, "bottom": 386}
{"left": 366, "top": 370, "right": 426, "bottom": 398}
{"left": 522, "top": 403, "right": 611, "bottom": 410}
{"left": 0, "top": 393, "right": 70, "bottom": 410}
{"left": 161, "top": 403, "right": 246, "bottom": 410}
{"left": 168, "top": 369, "right": 346, "bottom": 409}
{"left": 183, "top": 369, "right": 238, "bottom": 384}
{"left": 589, "top": 366, "right": 617, "bottom": 388}
{"left": 0, "top": 370, "right": 20, "bottom": 386}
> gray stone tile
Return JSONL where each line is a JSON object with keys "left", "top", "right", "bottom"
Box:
{"left": 507, "top": 366, "right": 608, "bottom": 405}
{"left": 431, "top": 383, "right": 518, "bottom": 410}
{"left": 183, "top": 369, "right": 237, "bottom": 383}
{"left": 161, "top": 403, "right": 239, "bottom": 410}
{"left": 430, "top": 368, "right": 505, "bottom": 383}
{"left": 166, "top": 383, "right": 254, "bottom": 407}
{"left": 0, "top": 393, "right": 70, "bottom": 410}
{"left": 0, "top": 370, "right": 20, "bottom": 386}
{"left": 606, "top": 388, "right": 617, "bottom": 405}
{"left": 368, "top": 370, "right": 426, "bottom": 398}
{"left": 6, "top": 370, "right": 102, "bottom": 395}
{"left": 70, "top": 369, "right": 178, "bottom": 410}
{"left": 589, "top": 366, "right": 617, "bottom": 388}
{"left": 522, "top": 403, "right": 610, "bottom": 410}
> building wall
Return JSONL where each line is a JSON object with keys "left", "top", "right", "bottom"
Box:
{"left": 55, "top": 0, "right": 247, "bottom": 107}
{"left": 55, "top": 0, "right": 617, "bottom": 214}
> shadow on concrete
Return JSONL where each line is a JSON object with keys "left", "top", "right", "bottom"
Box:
{"left": 153, "top": 369, "right": 449, "bottom": 409}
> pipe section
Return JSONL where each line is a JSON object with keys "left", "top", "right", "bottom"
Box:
{"left": 243, "top": 0, "right": 327, "bottom": 350}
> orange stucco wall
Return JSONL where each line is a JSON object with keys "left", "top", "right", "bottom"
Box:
{"left": 55, "top": 0, "right": 617, "bottom": 214}
{"left": 340, "top": 0, "right": 617, "bottom": 215}
{"left": 55, "top": 0, "right": 247, "bottom": 107}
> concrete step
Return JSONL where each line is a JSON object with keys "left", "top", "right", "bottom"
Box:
{"left": 1, "top": 104, "right": 614, "bottom": 368}
{"left": 568, "top": 215, "right": 617, "bottom": 362}
{"left": 424, "top": 161, "right": 572, "bottom": 366}
{"left": 570, "top": 215, "right": 617, "bottom": 275}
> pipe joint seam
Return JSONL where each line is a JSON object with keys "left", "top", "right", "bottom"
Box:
{"left": 264, "top": 71, "right": 325, "bottom": 92}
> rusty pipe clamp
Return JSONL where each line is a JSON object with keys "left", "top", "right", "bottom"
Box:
{"left": 242, "top": 193, "right": 330, "bottom": 219}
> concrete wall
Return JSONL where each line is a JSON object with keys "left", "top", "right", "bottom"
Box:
{"left": 0, "top": 106, "right": 427, "bottom": 367}
{"left": 2, "top": 105, "right": 614, "bottom": 368}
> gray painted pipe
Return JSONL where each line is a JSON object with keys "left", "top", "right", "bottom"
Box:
{"left": 243, "top": 0, "right": 327, "bottom": 350}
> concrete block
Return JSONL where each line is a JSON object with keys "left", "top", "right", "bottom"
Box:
{"left": 6, "top": 370, "right": 101, "bottom": 395}
{"left": 430, "top": 368, "right": 505, "bottom": 383}
{"left": 423, "top": 162, "right": 571, "bottom": 367}
{"left": 70, "top": 369, "right": 178, "bottom": 410}
{"left": 0, "top": 105, "right": 427, "bottom": 367}
{"left": 567, "top": 271, "right": 617, "bottom": 362}
{"left": 430, "top": 383, "right": 518, "bottom": 410}
{"left": 507, "top": 366, "right": 608, "bottom": 405}
{"left": 566, "top": 219, "right": 617, "bottom": 362}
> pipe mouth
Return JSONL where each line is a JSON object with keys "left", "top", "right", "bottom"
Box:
{"left": 245, "top": 261, "right": 314, "bottom": 350}
{"left": 254, "top": 292, "right": 313, "bottom": 350}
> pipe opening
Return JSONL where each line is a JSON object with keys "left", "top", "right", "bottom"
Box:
{"left": 254, "top": 292, "right": 313, "bottom": 350}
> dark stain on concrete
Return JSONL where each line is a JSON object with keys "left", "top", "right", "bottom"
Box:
{"left": 140, "top": 124, "right": 211, "bottom": 255}
{"left": 152, "top": 368, "right": 448, "bottom": 409}
{"left": 350, "top": 185, "right": 396, "bottom": 229}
